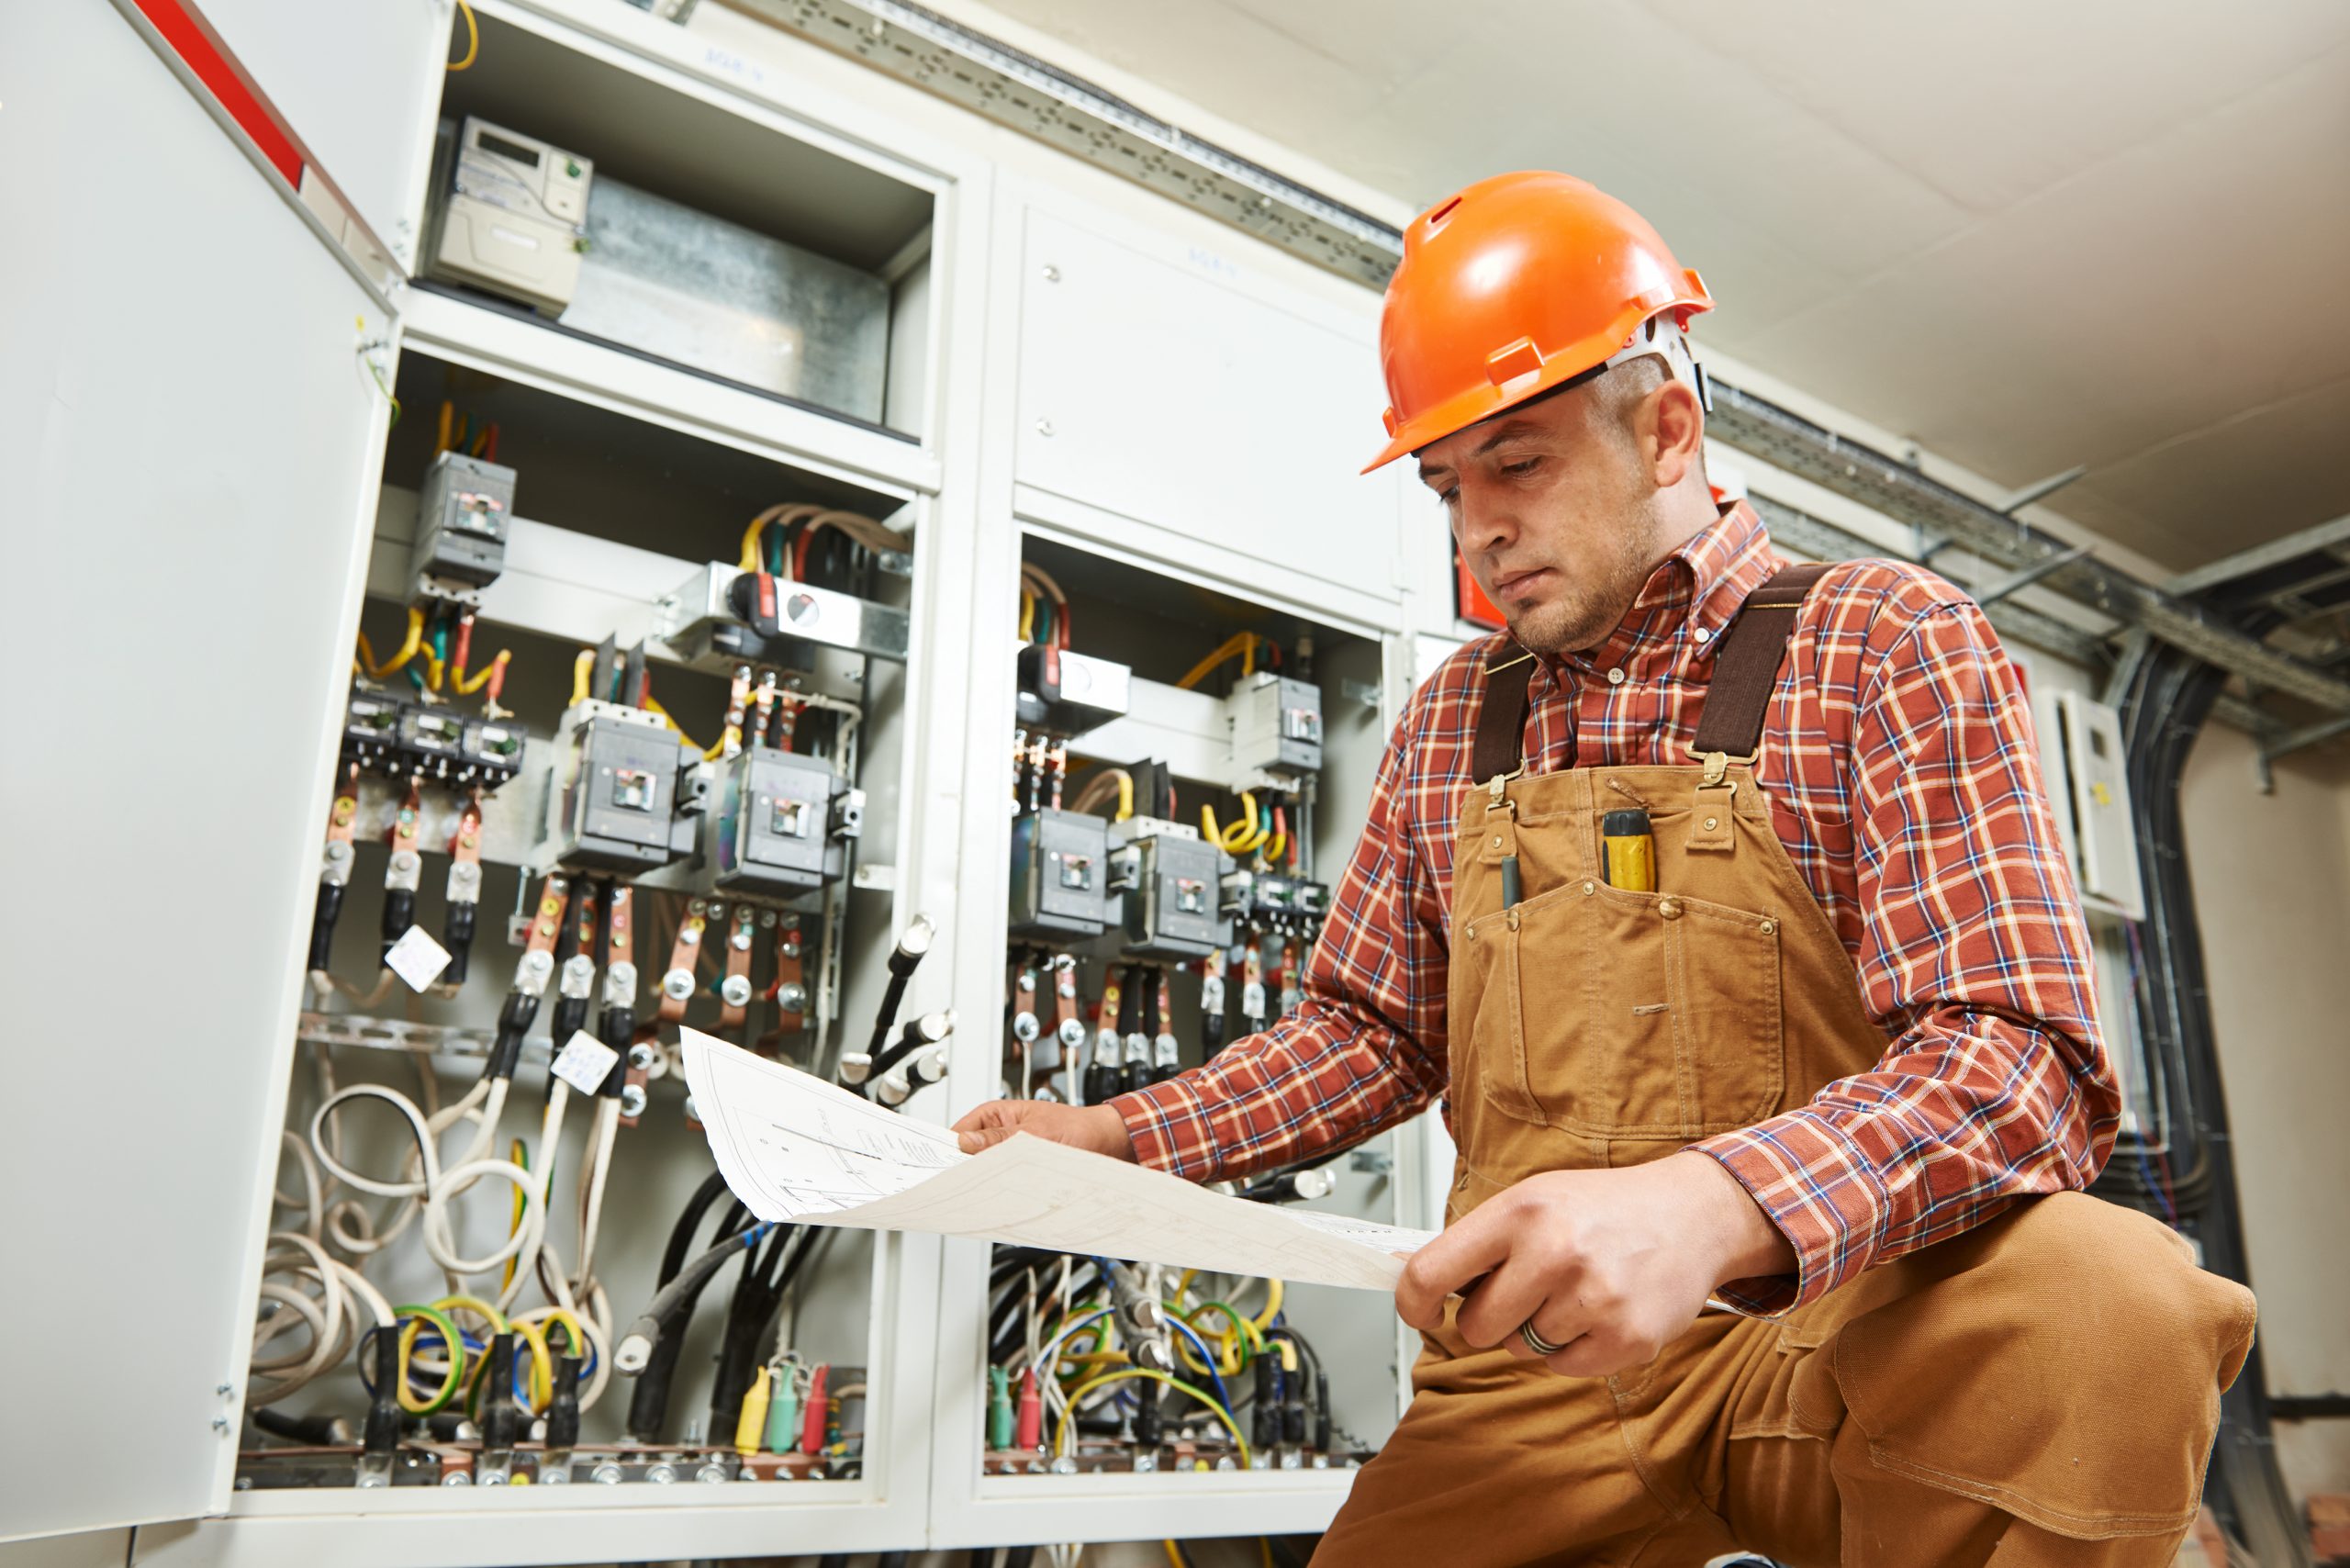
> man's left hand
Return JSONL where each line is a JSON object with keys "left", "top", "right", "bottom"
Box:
{"left": 1394, "top": 1151, "right": 1797, "bottom": 1377}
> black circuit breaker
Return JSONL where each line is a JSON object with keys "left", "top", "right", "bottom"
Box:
{"left": 1107, "top": 823, "right": 1233, "bottom": 959}
{"left": 713, "top": 745, "right": 859, "bottom": 898}
{"left": 409, "top": 452, "right": 514, "bottom": 596}
{"left": 1009, "top": 808, "right": 1112, "bottom": 939}
{"left": 552, "top": 710, "right": 692, "bottom": 871}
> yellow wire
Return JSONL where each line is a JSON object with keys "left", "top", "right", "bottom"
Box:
{"left": 1116, "top": 770, "right": 1134, "bottom": 822}
{"left": 1218, "top": 792, "right": 1268, "bottom": 855}
{"left": 362, "top": 606, "right": 425, "bottom": 678}
{"left": 419, "top": 645, "right": 445, "bottom": 692}
{"left": 512, "top": 1318, "right": 554, "bottom": 1413}
{"left": 1201, "top": 805, "right": 1221, "bottom": 843}
{"left": 638, "top": 695, "right": 709, "bottom": 756}
{"left": 1259, "top": 1541, "right": 1275, "bottom": 1568}
{"left": 1164, "top": 1542, "right": 1189, "bottom": 1568}
{"left": 500, "top": 1139, "right": 529, "bottom": 1293}
{"left": 454, "top": 648, "right": 509, "bottom": 697}
{"left": 1181, "top": 1305, "right": 1242, "bottom": 1375}
{"left": 446, "top": 0, "right": 478, "bottom": 70}
{"left": 1250, "top": 1276, "right": 1286, "bottom": 1331}
{"left": 570, "top": 649, "right": 594, "bottom": 707}
{"left": 394, "top": 1310, "right": 464, "bottom": 1415}
{"left": 1175, "top": 632, "right": 1259, "bottom": 692}
{"left": 1019, "top": 590, "right": 1037, "bottom": 643}
{"left": 1056, "top": 1369, "right": 1249, "bottom": 1469}
{"left": 434, "top": 1294, "right": 509, "bottom": 1335}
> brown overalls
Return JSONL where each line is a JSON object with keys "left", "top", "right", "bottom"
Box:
{"left": 1315, "top": 568, "right": 2257, "bottom": 1567}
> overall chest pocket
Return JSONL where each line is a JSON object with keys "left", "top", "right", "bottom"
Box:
{"left": 1462, "top": 878, "right": 1784, "bottom": 1138}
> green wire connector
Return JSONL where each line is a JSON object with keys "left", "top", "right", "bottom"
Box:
{"left": 987, "top": 1365, "right": 1014, "bottom": 1450}
{"left": 767, "top": 1368, "right": 800, "bottom": 1454}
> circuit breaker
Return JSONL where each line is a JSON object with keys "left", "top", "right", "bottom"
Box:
{"left": 1225, "top": 671, "right": 1323, "bottom": 785}
{"left": 408, "top": 451, "right": 513, "bottom": 597}
{"left": 711, "top": 744, "right": 859, "bottom": 898}
{"left": 544, "top": 703, "right": 694, "bottom": 871}
{"left": 1009, "top": 808, "right": 1112, "bottom": 938}
{"left": 1107, "top": 819, "right": 1232, "bottom": 959}
{"left": 428, "top": 117, "right": 593, "bottom": 314}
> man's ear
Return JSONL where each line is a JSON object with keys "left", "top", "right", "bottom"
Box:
{"left": 1649, "top": 379, "right": 1706, "bottom": 489}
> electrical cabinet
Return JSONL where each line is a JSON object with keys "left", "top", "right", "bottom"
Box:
{"left": 6, "top": 3, "right": 1448, "bottom": 1563}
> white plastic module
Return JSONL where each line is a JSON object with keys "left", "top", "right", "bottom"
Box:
{"left": 2055, "top": 690, "right": 2147, "bottom": 921}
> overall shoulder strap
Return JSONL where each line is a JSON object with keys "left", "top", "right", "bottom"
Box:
{"left": 1470, "top": 645, "right": 1536, "bottom": 785}
{"left": 1689, "top": 562, "right": 1833, "bottom": 765}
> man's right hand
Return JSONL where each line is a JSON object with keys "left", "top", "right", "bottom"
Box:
{"left": 953, "top": 1099, "right": 1136, "bottom": 1160}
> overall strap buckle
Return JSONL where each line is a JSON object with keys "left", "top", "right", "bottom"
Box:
{"left": 1690, "top": 745, "right": 1756, "bottom": 793}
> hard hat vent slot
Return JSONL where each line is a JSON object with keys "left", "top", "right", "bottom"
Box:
{"left": 1427, "top": 196, "right": 1463, "bottom": 228}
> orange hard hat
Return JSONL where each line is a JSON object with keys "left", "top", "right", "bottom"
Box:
{"left": 1364, "top": 171, "right": 1713, "bottom": 472}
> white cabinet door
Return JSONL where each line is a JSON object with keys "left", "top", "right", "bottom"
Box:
{"left": 1013, "top": 208, "right": 1407, "bottom": 605}
{"left": 194, "top": 0, "right": 452, "bottom": 271}
{"left": 0, "top": 1, "right": 392, "bottom": 1540}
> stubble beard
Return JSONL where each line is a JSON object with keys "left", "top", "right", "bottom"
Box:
{"left": 1503, "top": 494, "right": 1662, "bottom": 658}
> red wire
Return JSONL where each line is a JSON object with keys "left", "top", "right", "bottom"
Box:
{"left": 794, "top": 525, "right": 816, "bottom": 582}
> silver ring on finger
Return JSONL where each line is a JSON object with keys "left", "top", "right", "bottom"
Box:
{"left": 1519, "top": 1320, "right": 1568, "bottom": 1358}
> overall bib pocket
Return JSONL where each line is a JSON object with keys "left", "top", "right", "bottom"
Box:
{"left": 1470, "top": 878, "right": 1784, "bottom": 1137}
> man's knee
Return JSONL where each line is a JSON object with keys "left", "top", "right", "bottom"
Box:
{"left": 1822, "top": 1193, "right": 2257, "bottom": 1540}
{"left": 1950, "top": 1192, "right": 2256, "bottom": 1399}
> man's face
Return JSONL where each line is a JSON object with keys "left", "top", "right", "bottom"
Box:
{"left": 1415, "top": 375, "right": 1663, "bottom": 657}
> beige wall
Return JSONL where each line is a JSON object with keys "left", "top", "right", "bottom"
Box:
{"left": 2180, "top": 722, "right": 2350, "bottom": 1503}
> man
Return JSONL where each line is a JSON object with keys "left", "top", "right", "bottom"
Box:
{"left": 957, "top": 172, "right": 2255, "bottom": 1565}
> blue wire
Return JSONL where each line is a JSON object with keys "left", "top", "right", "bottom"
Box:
{"left": 1161, "top": 1316, "right": 1229, "bottom": 1408}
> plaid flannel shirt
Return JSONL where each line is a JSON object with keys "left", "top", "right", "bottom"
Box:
{"left": 1110, "top": 502, "right": 2118, "bottom": 1314}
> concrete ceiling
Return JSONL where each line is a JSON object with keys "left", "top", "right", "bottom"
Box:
{"left": 974, "top": 0, "right": 2350, "bottom": 570}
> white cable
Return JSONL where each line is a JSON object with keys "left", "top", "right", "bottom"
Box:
{"left": 569, "top": 1096, "right": 621, "bottom": 1298}
{"left": 310, "top": 1083, "right": 544, "bottom": 1280}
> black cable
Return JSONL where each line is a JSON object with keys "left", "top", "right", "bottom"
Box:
{"left": 546, "top": 879, "right": 592, "bottom": 1049}
{"left": 478, "top": 1332, "right": 521, "bottom": 1453}
{"left": 709, "top": 1223, "right": 800, "bottom": 1439}
{"left": 252, "top": 1406, "right": 352, "bottom": 1446}
{"left": 627, "top": 1189, "right": 759, "bottom": 1440}
{"left": 360, "top": 1324, "right": 400, "bottom": 1460}
{"left": 867, "top": 915, "right": 938, "bottom": 1060}
{"left": 660, "top": 1170, "right": 737, "bottom": 1284}
{"left": 544, "top": 1353, "right": 582, "bottom": 1453}
{"left": 614, "top": 1221, "right": 772, "bottom": 1381}
{"left": 308, "top": 880, "right": 343, "bottom": 972}
{"left": 440, "top": 898, "right": 477, "bottom": 987}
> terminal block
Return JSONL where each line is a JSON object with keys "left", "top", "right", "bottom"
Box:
{"left": 1218, "top": 869, "right": 1331, "bottom": 936}
{"left": 340, "top": 688, "right": 524, "bottom": 790}
{"left": 1106, "top": 818, "right": 1232, "bottom": 959}
{"left": 408, "top": 452, "right": 513, "bottom": 600}
{"left": 1009, "top": 808, "right": 1111, "bottom": 939}
{"left": 1225, "top": 672, "right": 1322, "bottom": 786}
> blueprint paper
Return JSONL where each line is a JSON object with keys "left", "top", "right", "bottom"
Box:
{"left": 680, "top": 1029, "right": 1433, "bottom": 1291}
